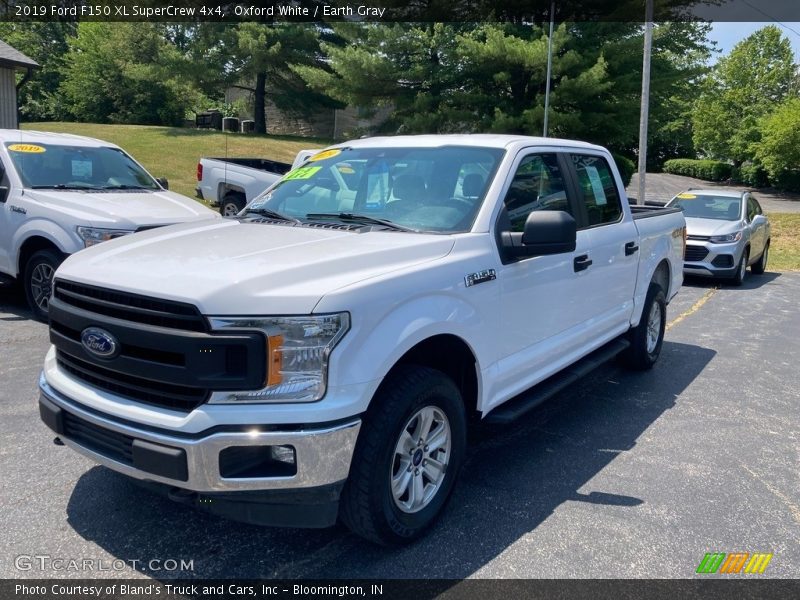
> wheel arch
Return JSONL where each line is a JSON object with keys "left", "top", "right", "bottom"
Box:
{"left": 379, "top": 334, "right": 480, "bottom": 420}
{"left": 17, "top": 235, "right": 66, "bottom": 277}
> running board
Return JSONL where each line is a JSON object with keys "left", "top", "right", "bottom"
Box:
{"left": 484, "top": 337, "right": 631, "bottom": 425}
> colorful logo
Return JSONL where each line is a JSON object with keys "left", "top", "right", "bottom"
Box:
{"left": 696, "top": 552, "right": 773, "bottom": 574}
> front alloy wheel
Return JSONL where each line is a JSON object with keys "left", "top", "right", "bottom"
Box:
{"left": 24, "top": 249, "right": 64, "bottom": 322}
{"left": 391, "top": 406, "right": 451, "bottom": 514}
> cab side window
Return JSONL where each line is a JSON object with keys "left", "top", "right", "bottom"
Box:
{"left": 572, "top": 154, "right": 622, "bottom": 227}
{"left": 502, "top": 153, "right": 569, "bottom": 232}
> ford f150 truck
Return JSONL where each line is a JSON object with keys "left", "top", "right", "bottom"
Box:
{"left": 38, "top": 135, "right": 685, "bottom": 544}
{"left": 196, "top": 150, "right": 317, "bottom": 216}
{"left": 0, "top": 130, "right": 217, "bottom": 321}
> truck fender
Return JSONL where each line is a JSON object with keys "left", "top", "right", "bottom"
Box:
{"left": 631, "top": 237, "right": 673, "bottom": 328}
{"left": 13, "top": 220, "right": 76, "bottom": 276}
{"left": 330, "top": 293, "right": 488, "bottom": 412}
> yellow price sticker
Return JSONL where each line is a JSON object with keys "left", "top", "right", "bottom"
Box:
{"left": 677, "top": 193, "right": 697, "bottom": 199}
{"left": 308, "top": 149, "right": 341, "bottom": 162}
{"left": 283, "top": 166, "right": 321, "bottom": 181}
{"left": 8, "top": 144, "right": 45, "bottom": 153}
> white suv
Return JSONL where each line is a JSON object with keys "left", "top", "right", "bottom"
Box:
{"left": 0, "top": 130, "right": 217, "bottom": 320}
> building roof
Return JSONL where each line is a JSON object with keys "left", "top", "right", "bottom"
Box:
{"left": 0, "top": 40, "right": 39, "bottom": 70}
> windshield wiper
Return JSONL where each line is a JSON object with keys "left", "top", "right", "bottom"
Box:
{"left": 100, "top": 184, "right": 152, "bottom": 190}
{"left": 242, "top": 207, "right": 302, "bottom": 224}
{"left": 305, "top": 212, "right": 417, "bottom": 232}
{"left": 31, "top": 184, "right": 102, "bottom": 190}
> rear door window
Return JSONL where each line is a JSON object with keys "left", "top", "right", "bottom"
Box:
{"left": 571, "top": 154, "right": 622, "bottom": 227}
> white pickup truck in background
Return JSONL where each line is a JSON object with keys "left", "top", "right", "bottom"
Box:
{"left": 39, "top": 135, "right": 685, "bottom": 545}
{"left": 196, "top": 150, "right": 317, "bottom": 216}
{"left": 0, "top": 130, "right": 217, "bottom": 321}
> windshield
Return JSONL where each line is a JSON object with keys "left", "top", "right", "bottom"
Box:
{"left": 248, "top": 145, "right": 504, "bottom": 233}
{"left": 5, "top": 143, "right": 159, "bottom": 191}
{"left": 668, "top": 193, "right": 742, "bottom": 221}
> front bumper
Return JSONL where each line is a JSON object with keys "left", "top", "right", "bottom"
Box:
{"left": 683, "top": 240, "right": 742, "bottom": 278}
{"left": 39, "top": 374, "right": 360, "bottom": 525}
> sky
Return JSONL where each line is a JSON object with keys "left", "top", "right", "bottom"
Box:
{"left": 708, "top": 21, "right": 800, "bottom": 62}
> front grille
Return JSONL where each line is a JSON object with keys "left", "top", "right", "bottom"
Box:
{"left": 63, "top": 410, "right": 134, "bottom": 466}
{"left": 57, "top": 351, "right": 209, "bottom": 412}
{"left": 684, "top": 246, "right": 709, "bottom": 262}
{"left": 687, "top": 234, "right": 710, "bottom": 241}
{"left": 53, "top": 281, "right": 206, "bottom": 332}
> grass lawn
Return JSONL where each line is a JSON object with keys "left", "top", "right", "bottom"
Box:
{"left": 22, "top": 122, "right": 332, "bottom": 201}
{"left": 768, "top": 213, "right": 800, "bottom": 272}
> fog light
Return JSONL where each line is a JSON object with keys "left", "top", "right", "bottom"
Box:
{"left": 219, "top": 445, "right": 297, "bottom": 478}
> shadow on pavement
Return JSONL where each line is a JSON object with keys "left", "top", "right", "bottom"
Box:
{"left": 65, "top": 340, "right": 715, "bottom": 580}
{"left": 0, "top": 285, "right": 33, "bottom": 321}
{"left": 683, "top": 271, "right": 780, "bottom": 291}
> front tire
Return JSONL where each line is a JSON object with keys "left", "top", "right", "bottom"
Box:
{"left": 620, "top": 283, "right": 666, "bottom": 371}
{"left": 751, "top": 242, "right": 769, "bottom": 275}
{"left": 220, "top": 192, "right": 246, "bottom": 217}
{"left": 731, "top": 248, "right": 749, "bottom": 286}
{"left": 339, "top": 365, "right": 466, "bottom": 545}
{"left": 24, "top": 249, "right": 64, "bottom": 322}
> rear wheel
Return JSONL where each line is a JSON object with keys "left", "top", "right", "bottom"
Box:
{"left": 751, "top": 242, "right": 769, "bottom": 275}
{"left": 24, "top": 249, "right": 64, "bottom": 322}
{"left": 339, "top": 365, "right": 466, "bottom": 545}
{"left": 220, "top": 192, "right": 246, "bottom": 217}
{"left": 731, "top": 249, "right": 749, "bottom": 286}
{"left": 620, "top": 283, "right": 666, "bottom": 371}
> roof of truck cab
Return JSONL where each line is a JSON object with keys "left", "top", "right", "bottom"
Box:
{"left": 337, "top": 134, "right": 606, "bottom": 152}
{"left": 0, "top": 129, "right": 120, "bottom": 148}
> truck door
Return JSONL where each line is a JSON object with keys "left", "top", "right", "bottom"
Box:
{"left": 566, "top": 153, "right": 638, "bottom": 338}
{"left": 492, "top": 151, "right": 593, "bottom": 399}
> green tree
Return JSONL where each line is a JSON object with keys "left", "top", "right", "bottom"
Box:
{"left": 755, "top": 96, "right": 800, "bottom": 189}
{"left": 0, "top": 22, "right": 75, "bottom": 121}
{"left": 60, "top": 22, "right": 199, "bottom": 125}
{"left": 692, "top": 25, "right": 796, "bottom": 165}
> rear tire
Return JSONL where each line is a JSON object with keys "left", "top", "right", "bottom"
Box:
{"left": 220, "top": 192, "right": 246, "bottom": 217}
{"left": 731, "top": 249, "right": 749, "bottom": 286}
{"left": 23, "top": 249, "right": 64, "bottom": 322}
{"left": 339, "top": 365, "right": 466, "bottom": 545}
{"left": 620, "top": 283, "right": 666, "bottom": 371}
{"left": 751, "top": 242, "right": 769, "bottom": 275}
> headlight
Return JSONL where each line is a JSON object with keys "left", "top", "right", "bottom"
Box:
{"left": 709, "top": 231, "right": 742, "bottom": 243}
{"left": 76, "top": 226, "right": 134, "bottom": 248}
{"left": 209, "top": 313, "right": 349, "bottom": 403}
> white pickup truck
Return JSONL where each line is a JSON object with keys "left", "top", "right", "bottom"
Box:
{"left": 38, "top": 135, "right": 685, "bottom": 545}
{"left": 0, "top": 130, "right": 217, "bottom": 320}
{"left": 196, "top": 150, "right": 316, "bottom": 216}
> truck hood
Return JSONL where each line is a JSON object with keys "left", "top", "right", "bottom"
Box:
{"left": 26, "top": 188, "right": 215, "bottom": 227}
{"left": 684, "top": 217, "right": 742, "bottom": 237}
{"left": 56, "top": 220, "right": 456, "bottom": 314}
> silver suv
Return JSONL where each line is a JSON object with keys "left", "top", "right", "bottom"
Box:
{"left": 666, "top": 190, "right": 770, "bottom": 285}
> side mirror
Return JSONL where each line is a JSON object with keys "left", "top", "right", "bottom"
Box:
{"left": 156, "top": 177, "right": 169, "bottom": 190}
{"left": 500, "top": 210, "right": 577, "bottom": 260}
{"left": 0, "top": 185, "right": 8, "bottom": 203}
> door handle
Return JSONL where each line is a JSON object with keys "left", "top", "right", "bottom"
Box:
{"left": 574, "top": 254, "right": 592, "bottom": 272}
{"left": 625, "top": 241, "right": 639, "bottom": 256}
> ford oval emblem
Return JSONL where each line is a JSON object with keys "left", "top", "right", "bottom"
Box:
{"left": 81, "top": 327, "right": 119, "bottom": 359}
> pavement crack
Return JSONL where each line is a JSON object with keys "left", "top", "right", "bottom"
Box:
{"left": 740, "top": 463, "right": 800, "bottom": 527}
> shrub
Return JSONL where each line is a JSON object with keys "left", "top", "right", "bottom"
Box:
{"left": 611, "top": 153, "right": 635, "bottom": 187}
{"left": 732, "top": 162, "right": 769, "bottom": 188}
{"left": 663, "top": 158, "right": 732, "bottom": 181}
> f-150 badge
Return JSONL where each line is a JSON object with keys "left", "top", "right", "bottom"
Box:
{"left": 465, "top": 269, "right": 497, "bottom": 287}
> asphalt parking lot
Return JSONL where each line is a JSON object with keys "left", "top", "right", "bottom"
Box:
{"left": 1, "top": 272, "right": 798, "bottom": 580}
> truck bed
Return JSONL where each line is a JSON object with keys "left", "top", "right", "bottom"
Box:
{"left": 206, "top": 157, "right": 292, "bottom": 175}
